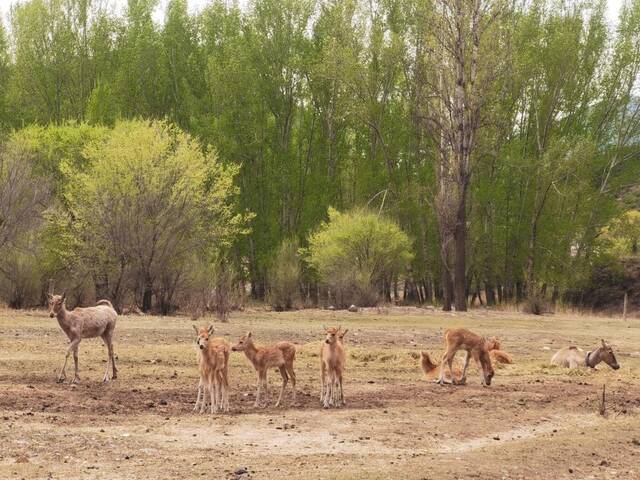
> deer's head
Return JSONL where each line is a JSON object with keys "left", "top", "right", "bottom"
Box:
{"left": 47, "top": 293, "right": 66, "bottom": 318}
{"left": 485, "top": 336, "right": 501, "bottom": 351}
{"left": 421, "top": 351, "right": 437, "bottom": 373}
{"left": 193, "top": 325, "right": 215, "bottom": 351}
{"left": 323, "top": 325, "right": 341, "bottom": 345}
{"left": 598, "top": 339, "right": 620, "bottom": 370}
{"left": 479, "top": 347, "right": 495, "bottom": 386}
{"left": 231, "top": 331, "right": 253, "bottom": 352}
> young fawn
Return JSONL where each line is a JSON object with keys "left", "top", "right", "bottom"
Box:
{"left": 420, "top": 351, "right": 461, "bottom": 382}
{"left": 193, "top": 325, "right": 230, "bottom": 413}
{"left": 320, "top": 326, "right": 348, "bottom": 408}
{"left": 231, "top": 332, "right": 296, "bottom": 408}
{"left": 437, "top": 328, "right": 494, "bottom": 386}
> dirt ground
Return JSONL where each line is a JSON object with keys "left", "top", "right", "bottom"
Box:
{"left": 1, "top": 307, "right": 639, "bottom": 480}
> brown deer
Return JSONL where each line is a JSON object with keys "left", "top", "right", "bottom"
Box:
{"left": 48, "top": 293, "right": 117, "bottom": 383}
{"left": 231, "top": 332, "right": 296, "bottom": 408}
{"left": 320, "top": 326, "right": 347, "bottom": 408}
{"left": 420, "top": 351, "right": 461, "bottom": 382}
{"left": 437, "top": 328, "right": 494, "bottom": 386}
{"left": 193, "top": 325, "right": 230, "bottom": 413}
{"left": 490, "top": 349, "right": 514, "bottom": 364}
{"left": 551, "top": 340, "right": 620, "bottom": 370}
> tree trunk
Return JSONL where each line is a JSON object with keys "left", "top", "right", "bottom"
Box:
{"left": 142, "top": 284, "right": 153, "bottom": 313}
{"left": 442, "top": 266, "right": 453, "bottom": 311}
{"left": 454, "top": 199, "right": 467, "bottom": 311}
{"left": 485, "top": 282, "right": 496, "bottom": 306}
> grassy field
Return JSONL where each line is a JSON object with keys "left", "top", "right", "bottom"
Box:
{"left": 1, "top": 306, "right": 639, "bottom": 479}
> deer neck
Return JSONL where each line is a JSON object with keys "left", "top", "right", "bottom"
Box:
{"left": 56, "top": 306, "right": 70, "bottom": 326}
{"left": 243, "top": 342, "right": 259, "bottom": 366}
{"left": 585, "top": 349, "right": 601, "bottom": 368}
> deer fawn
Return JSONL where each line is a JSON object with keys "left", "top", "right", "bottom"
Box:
{"left": 193, "top": 325, "right": 230, "bottom": 413}
{"left": 437, "top": 328, "right": 494, "bottom": 386}
{"left": 320, "top": 326, "right": 348, "bottom": 408}
{"left": 231, "top": 332, "right": 296, "bottom": 408}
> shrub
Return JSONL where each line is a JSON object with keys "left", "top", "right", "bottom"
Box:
{"left": 307, "top": 208, "right": 413, "bottom": 308}
{"left": 267, "top": 238, "right": 301, "bottom": 311}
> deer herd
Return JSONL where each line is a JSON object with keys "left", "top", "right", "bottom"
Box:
{"left": 46, "top": 294, "right": 623, "bottom": 413}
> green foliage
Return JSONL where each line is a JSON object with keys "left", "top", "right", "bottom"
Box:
{"left": 601, "top": 210, "right": 640, "bottom": 257}
{"left": 267, "top": 238, "right": 301, "bottom": 311}
{"left": 307, "top": 208, "right": 413, "bottom": 307}
{"left": 86, "top": 81, "right": 118, "bottom": 127}
{"left": 62, "top": 119, "right": 250, "bottom": 311}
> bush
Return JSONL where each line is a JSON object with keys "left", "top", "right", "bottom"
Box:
{"left": 267, "top": 238, "right": 301, "bottom": 311}
{"left": 307, "top": 208, "right": 413, "bottom": 308}
{"left": 564, "top": 255, "right": 635, "bottom": 311}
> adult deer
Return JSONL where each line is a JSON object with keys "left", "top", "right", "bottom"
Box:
{"left": 48, "top": 293, "right": 117, "bottom": 383}
{"left": 231, "top": 332, "right": 296, "bottom": 408}
{"left": 551, "top": 340, "right": 620, "bottom": 370}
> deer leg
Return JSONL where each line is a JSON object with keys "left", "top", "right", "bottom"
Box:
{"left": 101, "top": 334, "right": 113, "bottom": 383}
{"left": 457, "top": 351, "right": 470, "bottom": 385}
{"left": 209, "top": 379, "right": 216, "bottom": 414}
{"left": 337, "top": 370, "right": 345, "bottom": 406}
{"left": 286, "top": 364, "right": 296, "bottom": 405}
{"left": 254, "top": 372, "right": 262, "bottom": 407}
{"left": 194, "top": 378, "right": 203, "bottom": 412}
{"left": 275, "top": 366, "right": 288, "bottom": 407}
{"left": 320, "top": 361, "right": 326, "bottom": 403}
{"left": 71, "top": 342, "right": 81, "bottom": 384}
{"left": 322, "top": 371, "right": 332, "bottom": 409}
{"left": 58, "top": 338, "right": 79, "bottom": 383}
{"left": 437, "top": 348, "right": 453, "bottom": 385}
{"left": 220, "top": 370, "right": 229, "bottom": 413}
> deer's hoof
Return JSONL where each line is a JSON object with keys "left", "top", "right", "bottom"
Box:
{"left": 56, "top": 377, "right": 65, "bottom": 384}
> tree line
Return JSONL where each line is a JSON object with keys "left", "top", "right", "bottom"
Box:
{"left": 0, "top": 0, "right": 639, "bottom": 313}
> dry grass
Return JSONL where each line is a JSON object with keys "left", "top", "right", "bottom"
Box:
{"left": 1, "top": 307, "right": 640, "bottom": 479}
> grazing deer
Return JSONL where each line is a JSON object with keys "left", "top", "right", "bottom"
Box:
{"left": 551, "top": 340, "right": 620, "bottom": 370}
{"left": 437, "top": 328, "right": 494, "bottom": 386}
{"left": 320, "top": 326, "right": 347, "bottom": 408}
{"left": 420, "top": 351, "right": 461, "bottom": 382}
{"left": 48, "top": 293, "right": 118, "bottom": 383}
{"left": 231, "top": 332, "right": 296, "bottom": 408}
{"left": 193, "top": 325, "right": 230, "bottom": 413}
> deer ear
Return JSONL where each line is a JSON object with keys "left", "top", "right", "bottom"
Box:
{"left": 47, "top": 293, "right": 53, "bottom": 300}
{"left": 601, "top": 339, "right": 607, "bottom": 348}
{"left": 61, "top": 292, "right": 66, "bottom": 302}
{"left": 192, "top": 325, "right": 199, "bottom": 335}
{"left": 247, "top": 331, "right": 252, "bottom": 338}
{"left": 340, "top": 329, "right": 349, "bottom": 338}
{"left": 322, "top": 325, "right": 327, "bottom": 331}
{"left": 208, "top": 325, "right": 215, "bottom": 334}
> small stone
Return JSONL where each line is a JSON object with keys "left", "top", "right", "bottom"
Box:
{"left": 348, "top": 304, "right": 358, "bottom": 312}
{"left": 234, "top": 467, "right": 248, "bottom": 475}
{"left": 493, "top": 436, "right": 500, "bottom": 441}
{"left": 159, "top": 399, "right": 168, "bottom": 406}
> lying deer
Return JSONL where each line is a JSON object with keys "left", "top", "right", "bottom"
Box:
{"left": 231, "top": 332, "right": 296, "bottom": 408}
{"left": 483, "top": 337, "right": 514, "bottom": 364}
{"left": 437, "top": 328, "right": 494, "bottom": 386}
{"left": 193, "top": 325, "right": 230, "bottom": 413}
{"left": 48, "top": 293, "right": 117, "bottom": 383}
{"left": 551, "top": 339, "right": 620, "bottom": 370}
{"left": 420, "top": 351, "right": 461, "bottom": 382}
{"left": 320, "top": 326, "right": 347, "bottom": 408}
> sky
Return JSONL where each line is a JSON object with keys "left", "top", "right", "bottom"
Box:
{"left": 0, "top": 0, "right": 629, "bottom": 30}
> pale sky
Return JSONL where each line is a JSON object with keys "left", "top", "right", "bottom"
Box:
{"left": 0, "top": 0, "right": 629, "bottom": 31}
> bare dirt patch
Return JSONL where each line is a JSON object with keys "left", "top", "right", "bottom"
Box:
{"left": 1, "top": 308, "right": 640, "bottom": 479}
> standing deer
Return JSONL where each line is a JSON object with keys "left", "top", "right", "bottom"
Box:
{"left": 231, "top": 332, "right": 296, "bottom": 408}
{"left": 551, "top": 340, "right": 620, "bottom": 370}
{"left": 48, "top": 293, "right": 117, "bottom": 383}
{"left": 320, "top": 326, "right": 347, "bottom": 408}
{"left": 193, "top": 325, "right": 230, "bottom": 413}
{"left": 437, "top": 328, "right": 494, "bottom": 386}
